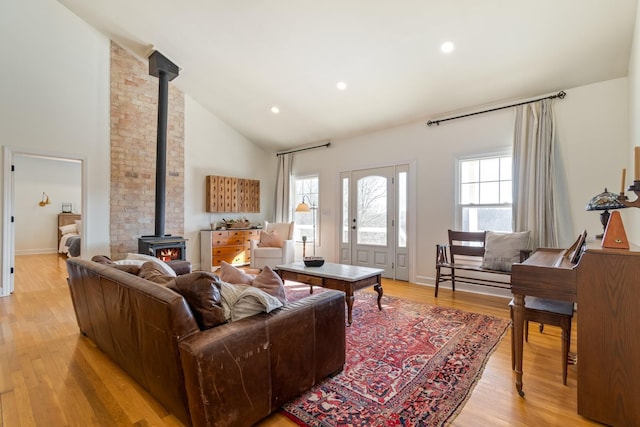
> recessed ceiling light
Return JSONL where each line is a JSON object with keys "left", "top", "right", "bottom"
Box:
{"left": 270, "top": 106, "right": 280, "bottom": 114}
{"left": 440, "top": 41, "right": 455, "bottom": 54}
{"left": 336, "top": 81, "right": 348, "bottom": 91}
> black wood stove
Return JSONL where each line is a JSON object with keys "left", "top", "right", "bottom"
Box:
{"left": 137, "top": 51, "right": 186, "bottom": 262}
{"left": 138, "top": 236, "right": 186, "bottom": 261}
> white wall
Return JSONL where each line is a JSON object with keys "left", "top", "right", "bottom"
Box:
{"left": 291, "top": 78, "right": 629, "bottom": 289}
{"left": 1, "top": 0, "right": 111, "bottom": 271}
{"left": 626, "top": 2, "right": 640, "bottom": 244}
{"left": 184, "top": 95, "right": 275, "bottom": 268}
{"left": 14, "top": 155, "right": 81, "bottom": 254}
{"left": 554, "top": 78, "right": 629, "bottom": 242}
{"left": 1, "top": 0, "right": 273, "bottom": 281}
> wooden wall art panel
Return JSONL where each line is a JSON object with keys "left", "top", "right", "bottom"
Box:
{"left": 206, "top": 175, "right": 260, "bottom": 213}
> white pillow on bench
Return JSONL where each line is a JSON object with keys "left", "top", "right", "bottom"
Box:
{"left": 481, "top": 231, "right": 530, "bottom": 272}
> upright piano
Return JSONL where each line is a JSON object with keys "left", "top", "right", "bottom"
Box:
{"left": 511, "top": 245, "right": 640, "bottom": 426}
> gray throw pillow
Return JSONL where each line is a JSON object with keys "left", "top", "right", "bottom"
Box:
{"left": 481, "top": 231, "right": 530, "bottom": 272}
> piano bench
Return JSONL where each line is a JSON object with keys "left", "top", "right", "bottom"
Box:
{"left": 509, "top": 296, "right": 575, "bottom": 385}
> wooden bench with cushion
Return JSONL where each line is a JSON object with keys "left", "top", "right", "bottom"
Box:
{"left": 434, "top": 229, "right": 531, "bottom": 297}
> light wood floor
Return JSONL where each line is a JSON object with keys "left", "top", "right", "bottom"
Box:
{"left": 0, "top": 254, "right": 600, "bottom": 426}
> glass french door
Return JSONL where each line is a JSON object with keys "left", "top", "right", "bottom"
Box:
{"left": 339, "top": 165, "right": 408, "bottom": 280}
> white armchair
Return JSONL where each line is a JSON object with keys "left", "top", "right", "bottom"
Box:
{"left": 250, "top": 221, "right": 295, "bottom": 269}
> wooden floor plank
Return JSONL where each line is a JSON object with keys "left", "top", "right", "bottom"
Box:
{"left": 0, "top": 254, "right": 599, "bottom": 426}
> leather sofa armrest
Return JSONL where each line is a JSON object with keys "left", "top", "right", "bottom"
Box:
{"left": 167, "top": 260, "right": 192, "bottom": 275}
{"left": 179, "top": 290, "right": 346, "bottom": 427}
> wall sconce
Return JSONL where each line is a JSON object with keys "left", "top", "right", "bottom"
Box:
{"left": 38, "top": 192, "right": 51, "bottom": 207}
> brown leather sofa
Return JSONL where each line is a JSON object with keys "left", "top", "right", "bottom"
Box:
{"left": 66, "top": 258, "right": 346, "bottom": 427}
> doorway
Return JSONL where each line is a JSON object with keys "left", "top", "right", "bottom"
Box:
{"left": 339, "top": 164, "right": 410, "bottom": 281}
{"left": 2, "top": 146, "right": 86, "bottom": 297}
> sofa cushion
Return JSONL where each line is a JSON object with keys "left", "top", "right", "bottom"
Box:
{"left": 124, "top": 253, "right": 177, "bottom": 277}
{"left": 257, "top": 230, "right": 283, "bottom": 248}
{"left": 219, "top": 281, "right": 245, "bottom": 321}
{"left": 92, "top": 255, "right": 141, "bottom": 274}
{"left": 219, "top": 261, "right": 255, "bottom": 284}
{"left": 168, "top": 272, "right": 226, "bottom": 329}
{"left": 231, "top": 286, "right": 283, "bottom": 321}
{"left": 252, "top": 266, "right": 287, "bottom": 304}
{"left": 481, "top": 231, "right": 530, "bottom": 272}
{"left": 112, "top": 264, "right": 142, "bottom": 275}
{"left": 91, "top": 255, "right": 114, "bottom": 264}
{"left": 218, "top": 281, "right": 283, "bottom": 321}
{"left": 138, "top": 261, "right": 175, "bottom": 285}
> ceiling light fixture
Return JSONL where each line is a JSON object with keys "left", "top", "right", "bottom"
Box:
{"left": 336, "top": 81, "right": 348, "bottom": 91}
{"left": 270, "top": 106, "right": 280, "bottom": 114}
{"left": 440, "top": 41, "right": 455, "bottom": 54}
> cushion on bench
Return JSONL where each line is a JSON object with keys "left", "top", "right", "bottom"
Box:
{"left": 481, "top": 231, "right": 530, "bottom": 272}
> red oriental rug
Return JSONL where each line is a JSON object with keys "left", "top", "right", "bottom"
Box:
{"left": 281, "top": 288, "right": 509, "bottom": 427}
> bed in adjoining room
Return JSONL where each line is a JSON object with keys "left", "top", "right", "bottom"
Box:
{"left": 58, "top": 213, "right": 81, "bottom": 257}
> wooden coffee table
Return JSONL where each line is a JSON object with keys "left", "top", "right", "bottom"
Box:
{"left": 276, "top": 262, "right": 384, "bottom": 325}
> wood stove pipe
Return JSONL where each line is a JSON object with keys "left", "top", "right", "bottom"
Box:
{"left": 148, "top": 51, "right": 179, "bottom": 237}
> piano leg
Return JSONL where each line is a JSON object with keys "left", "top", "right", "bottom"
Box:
{"left": 513, "top": 293, "right": 526, "bottom": 397}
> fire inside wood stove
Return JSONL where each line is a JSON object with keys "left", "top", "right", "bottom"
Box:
{"left": 159, "top": 248, "right": 181, "bottom": 262}
{"left": 138, "top": 236, "right": 187, "bottom": 261}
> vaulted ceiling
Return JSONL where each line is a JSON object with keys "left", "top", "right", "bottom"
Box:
{"left": 58, "top": 0, "right": 637, "bottom": 152}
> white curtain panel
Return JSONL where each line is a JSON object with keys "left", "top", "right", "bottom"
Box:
{"left": 274, "top": 153, "right": 292, "bottom": 222}
{"left": 512, "top": 98, "right": 559, "bottom": 250}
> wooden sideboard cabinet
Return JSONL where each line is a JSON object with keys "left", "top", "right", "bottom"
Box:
{"left": 576, "top": 248, "right": 640, "bottom": 426}
{"left": 200, "top": 229, "right": 260, "bottom": 271}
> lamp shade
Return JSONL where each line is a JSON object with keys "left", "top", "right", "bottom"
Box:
{"left": 585, "top": 188, "right": 626, "bottom": 211}
{"left": 295, "top": 202, "right": 311, "bottom": 212}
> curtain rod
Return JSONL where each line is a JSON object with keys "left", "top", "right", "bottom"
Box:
{"left": 426, "top": 90, "right": 566, "bottom": 127}
{"left": 275, "top": 141, "right": 331, "bottom": 156}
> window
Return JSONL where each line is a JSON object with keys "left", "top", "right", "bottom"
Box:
{"left": 457, "top": 154, "right": 512, "bottom": 232}
{"left": 292, "top": 175, "right": 319, "bottom": 244}
{"left": 398, "top": 170, "right": 407, "bottom": 247}
{"left": 341, "top": 176, "right": 349, "bottom": 244}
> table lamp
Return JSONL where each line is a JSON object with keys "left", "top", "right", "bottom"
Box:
{"left": 585, "top": 188, "right": 626, "bottom": 239}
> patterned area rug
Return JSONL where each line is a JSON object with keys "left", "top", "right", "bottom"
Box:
{"left": 281, "top": 286, "right": 509, "bottom": 427}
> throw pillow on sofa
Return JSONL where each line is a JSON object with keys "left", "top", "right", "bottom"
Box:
{"left": 124, "top": 253, "right": 177, "bottom": 277}
{"left": 218, "top": 262, "right": 287, "bottom": 304}
{"left": 168, "top": 272, "right": 226, "bottom": 329}
{"left": 231, "top": 285, "right": 283, "bottom": 321}
{"left": 138, "top": 261, "right": 175, "bottom": 285}
{"left": 252, "top": 266, "right": 287, "bottom": 304}
{"left": 91, "top": 255, "right": 141, "bottom": 275}
{"left": 218, "top": 281, "right": 284, "bottom": 322}
{"left": 218, "top": 261, "right": 255, "bottom": 284}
